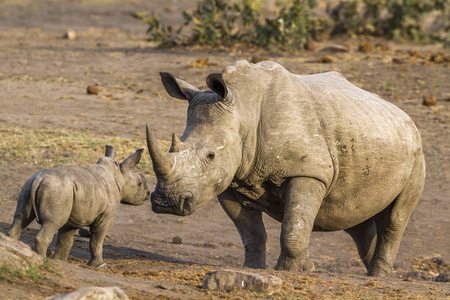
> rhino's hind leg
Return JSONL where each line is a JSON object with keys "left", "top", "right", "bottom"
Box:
{"left": 8, "top": 212, "right": 36, "bottom": 240}
{"left": 218, "top": 188, "right": 267, "bottom": 269}
{"left": 35, "top": 221, "right": 59, "bottom": 257}
{"left": 369, "top": 158, "right": 425, "bottom": 277}
{"left": 53, "top": 226, "right": 77, "bottom": 261}
{"left": 8, "top": 200, "right": 36, "bottom": 240}
{"left": 344, "top": 218, "right": 377, "bottom": 271}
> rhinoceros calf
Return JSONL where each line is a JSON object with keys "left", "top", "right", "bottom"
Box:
{"left": 146, "top": 60, "right": 425, "bottom": 277}
{"left": 8, "top": 146, "right": 150, "bottom": 267}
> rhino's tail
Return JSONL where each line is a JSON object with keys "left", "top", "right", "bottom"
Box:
{"left": 30, "top": 175, "right": 44, "bottom": 224}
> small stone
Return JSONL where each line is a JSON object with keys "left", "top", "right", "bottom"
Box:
{"left": 87, "top": 85, "right": 99, "bottom": 95}
{"left": 62, "top": 30, "right": 76, "bottom": 40}
{"left": 423, "top": 95, "right": 436, "bottom": 106}
{"left": 46, "top": 286, "right": 129, "bottom": 300}
{"left": 392, "top": 58, "right": 406, "bottom": 64}
{"left": 358, "top": 41, "right": 373, "bottom": 53}
{"left": 172, "top": 236, "right": 183, "bottom": 244}
{"left": 250, "top": 55, "right": 269, "bottom": 63}
{"left": 375, "top": 43, "right": 389, "bottom": 51}
{"left": 318, "top": 55, "right": 334, "bottom": 63}
{"left": 203, "top": 269, "right": 283, "bottom": 294}
{"left": 435, "top": 272, "right": 449, "bottom": 282}
{"left": 304, "top": 39, "right": 316, "bottom": 51}
{"left": 321, "top": 44, "right": 350, "bottom": 53}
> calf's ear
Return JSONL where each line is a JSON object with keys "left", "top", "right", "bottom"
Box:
{"left": 160, "top": 72, "right": 199, "bottom": 101}
{"left": 105, "top": 145, "right": 116, "bottom": 159}
{"left": 206, "top": 73, "right": 229, "bottom": 101}
{"left": 121, "top": 149, "right": 144, "bottom": 171}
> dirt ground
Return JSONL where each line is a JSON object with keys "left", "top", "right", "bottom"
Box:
{"left": 0, "top": 0, "right": 449, "bottom": 299}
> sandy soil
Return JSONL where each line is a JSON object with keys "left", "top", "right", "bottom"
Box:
{"left": 0, "top": 0, "right": 449, "bottom": 299}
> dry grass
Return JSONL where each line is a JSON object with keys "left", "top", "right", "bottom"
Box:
{"left": 0, "top": 126, "right": 170, "bottom": 175}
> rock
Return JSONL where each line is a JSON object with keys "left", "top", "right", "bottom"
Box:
{"left": 62, "top": 30, "right": 76, "bottom": 40}
{"left": 46, "top": 286, "right": 129, "bottom": 300}
{"left": 304, "top": 39, "right": 316, "bottom": 51}
{"left": 250, "top": 55, "right": 269, "bottom": 63}
{"left": 203, "top": 269, "right": 283, "bottom": 294}
{"left": 423, "top": 95, "right": 436, "bottom": 106}
{"left": 186, "top": 58, "right": 218, "bottom": 68}
{"left": 435, "top": 272, "right": 449, "bottom": 282}
{"left": 87, "top": 85, "right": 99, "bottom": 95}
{"left": 172, "top": 236, "right": 183, "bottom": 244}
{"left": 321, "top": 44, "right": 350, "bottom": 53}
{"left": 401, "top": 271, "right": 434, "bottom": 281}
{"left": 392, "top": 57, "right": 406, "bottom": 64}
{"left": 0, "top": 232, "right": 44, "bottom": 271}
{"left": 358, "top": 41, "right": 373, "bottom": 53}
{"left": 375, "top": 43, "right": 389, "bottom": 51}
{"left": 318, "top": 55, "right": 334, "bottom": 63}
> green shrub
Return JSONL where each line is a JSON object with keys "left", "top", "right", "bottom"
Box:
{"left": 133, "top": 0, "right": 326, "bottom": 52}
{"left": 330, "top": 0, "right": 449, "bottom": 41}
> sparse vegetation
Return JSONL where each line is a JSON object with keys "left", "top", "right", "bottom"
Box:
{"left": 134, "top": 0, "right": 449, "bottom": 49}
{"left": 0, "top": 126, "right": 169, "bottom": 175}
{"left": 0, "top": 259, "right": 52, "bottom": 283}
{"left": 133, "top": 0, "right": 327, "bottom": 51}
{"left": 330, "top": 0, "right": 449, "bottom": 42}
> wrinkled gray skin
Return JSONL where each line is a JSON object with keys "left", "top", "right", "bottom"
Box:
{"left": 8, "top": 146, "right": 150, "bottom": 267}
{"left": 147, "top": 60, "right": 425, "bottom": 277}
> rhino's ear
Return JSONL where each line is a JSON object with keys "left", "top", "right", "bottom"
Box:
{"left": 206, "top": 73, "right": 228, "bottom": 101}
{"left": 105, "top": 145, "right": 116, "bottom": 159}
{"left": 160, "top": 72, "right": 199, "bottom": 101}
{"left": 120, "top": 149, "right": 143, "bottom": 171}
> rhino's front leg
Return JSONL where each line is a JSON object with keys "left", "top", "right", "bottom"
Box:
{"left": 87, "top": 217, "right": 113, "bottom": 268}
{"left": 275, "top": 177, "right": 326, "bottom": 272}
{"left": 218, "top": 188, "right": 267, "bottom": 269}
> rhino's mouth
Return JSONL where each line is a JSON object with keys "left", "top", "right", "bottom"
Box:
{"left": 151, "top": 191, "right": 196, "bottom": 216}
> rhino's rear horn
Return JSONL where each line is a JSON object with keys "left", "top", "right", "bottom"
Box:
{"left": 146, "top": 124, "right": 174, "bottom": 177}
{"left": 169, "top": 134, "right": 186, "bottom": 153}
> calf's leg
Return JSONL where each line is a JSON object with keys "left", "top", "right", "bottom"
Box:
{"left": 53, "top": 226, "right": 77, "bottom": 261}
{"left": 35, "top": 221, "right": 59, "bottom": 257}
{"left": 88, "top": 218, "right": 113, "bottom": 268}
{"left": 8, "top": 197, "right": 36, "bottom": 240}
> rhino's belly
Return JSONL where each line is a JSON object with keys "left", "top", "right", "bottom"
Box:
{"left": 313, "top": 180, "right": 405, "bottom": 231}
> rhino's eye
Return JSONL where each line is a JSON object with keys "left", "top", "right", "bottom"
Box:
{"left": 207, "top": 151, "right": 215, "bottom": 160}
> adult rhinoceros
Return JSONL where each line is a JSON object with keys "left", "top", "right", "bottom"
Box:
{"left": 146, "top": 60, "right": 425, "bottom": 277}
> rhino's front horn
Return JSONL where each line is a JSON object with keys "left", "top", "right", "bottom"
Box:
{"left": 169, "top": 133, "right": 186, "bottom": 153}
{"left": 146, "top": 124, "right": 174, "bottom": 177}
